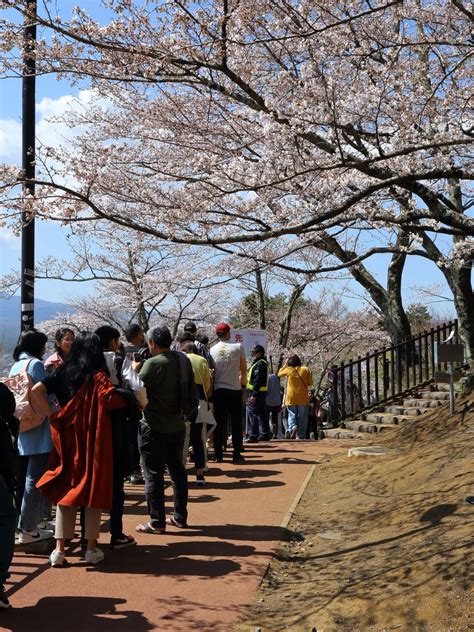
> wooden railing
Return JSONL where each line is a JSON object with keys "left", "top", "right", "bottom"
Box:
{"left": 326, "top": 320, "right": 463, "bottom": 425}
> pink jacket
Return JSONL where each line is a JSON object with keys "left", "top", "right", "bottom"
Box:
{"left": 44, "top": 352, "right": 63, "bottom": 370}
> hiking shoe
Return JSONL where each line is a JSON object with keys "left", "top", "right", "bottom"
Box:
{"left": 110, "top": 534, "right": 136, "bottom": 549}
{"left": 0, "top": 586, "right": 11, "bottom": 610}
{"left": 18, "top": 528, "right": 53, "bottom": 545}
{"left": 49, "top": 550, "right": 66, "bottom": 567}
{"left": 196, "top": 474, "right": 205, "bottom": 487}
{"left": 466, "top": 496, "right": 474, "bottom": 505}
{"left": 232, "top": 455, "right": 245, "bottom": 464}
{"left": 166, "top": 516, "right": 188, "bottom": 529}
{"left": 85, "top": 548, "right": 105, "bottom": 565}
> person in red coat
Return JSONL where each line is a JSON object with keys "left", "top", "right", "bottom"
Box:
{"left": 33, "top": 332, "right": 126, "bottom": 567}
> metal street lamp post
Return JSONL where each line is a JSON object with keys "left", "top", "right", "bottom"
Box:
{"left": 20, "top": 0, "right": 36, "bottom": 332}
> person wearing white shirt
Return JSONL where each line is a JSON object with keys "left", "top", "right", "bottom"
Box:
{"left": 210, "top": 323, "right": 247, "bottom": 464}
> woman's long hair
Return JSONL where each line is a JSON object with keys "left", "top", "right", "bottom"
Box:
{"left": 13, "top": 329, "right": 48, "bottom": 361}
{"left": 54, "top": 332, "right": 108, "bottom": 400}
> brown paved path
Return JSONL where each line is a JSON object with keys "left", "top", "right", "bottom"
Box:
{"left": 1, "top": 440, "right": 350, "bottom": 632}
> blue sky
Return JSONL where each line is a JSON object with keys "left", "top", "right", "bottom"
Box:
{"left": 0, "top": 2, "right": 456, "bottom": 317}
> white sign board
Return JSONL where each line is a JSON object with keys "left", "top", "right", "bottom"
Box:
{"left": 229, "top": 328, "right": 268, "bottom": 358}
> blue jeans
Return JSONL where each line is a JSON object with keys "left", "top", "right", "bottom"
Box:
{"left": 286, "top": 405, "right": 309, "bottom": 440}
{"left": 0, "top": 475, "right": 17, "bottom": 586}
{"left": 19, "top": 452, "right": 50, "bottom": 532}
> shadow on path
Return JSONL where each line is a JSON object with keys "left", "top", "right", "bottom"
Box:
{"left": 0, "top": 596, "right": 153, "bottom": 631}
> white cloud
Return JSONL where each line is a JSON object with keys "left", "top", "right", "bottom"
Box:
{"left": 36, "top": 89, "right": 103, "bottom": 151}
{"left": 0, "top": 88, "right": 109, "bottom": 167}
{"left": 0, "top": 119, "right": 21, "bottom": 163}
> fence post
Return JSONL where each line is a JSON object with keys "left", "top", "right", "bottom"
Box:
{"left": 329, "top": 365, "right": 339, "bottom": 426}
{"left": 340, "top": 361, "right": 346, "bottom": 419}
{"left": 348, "top": 360, "right": 354, "bottom": 414}
{"left": 374, "top": 350, "right": 379, "bottom": 404}
{"left": 382, "top": 349, "right": 389, "bottom": 400}
{"left": 365, "top": 352, "right": 371, "bottom": 407}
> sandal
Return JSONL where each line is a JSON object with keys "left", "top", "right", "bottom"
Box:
{"left": 110, "top": 534, "right": 137, "bottom": 549}
{"left": 135, "top": 522, "right": 166, "bottom": 534}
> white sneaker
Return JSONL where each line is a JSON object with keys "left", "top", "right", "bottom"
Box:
{"left": 85, "top": 548, "right": 105, "bottom": 565}
{"left": 49, "top": 550, "right": 65, "bottom": 567}
{"left": 18, "top": 528, "right": 53, "bottom": 544}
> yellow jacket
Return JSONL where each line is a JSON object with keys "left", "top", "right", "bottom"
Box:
{"left": 277, "top": 365, "right": 313, "bottom": 406}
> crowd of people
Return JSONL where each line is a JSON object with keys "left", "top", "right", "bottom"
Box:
{"left": 0, "top": 320, "right": 323, "bottom": 610}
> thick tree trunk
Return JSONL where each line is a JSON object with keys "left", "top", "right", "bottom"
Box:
{"left": 316, "top": 234, "right": 412, "bottom": 346}
{"left": 446, "top": 266, "right": 474, "bottom": 362}
{"left": 385, "top": 232, "right": 412, "bottom": 345}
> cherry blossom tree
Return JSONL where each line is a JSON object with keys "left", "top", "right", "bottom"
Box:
{"left": 1, "top": 224, "right": 236, "bottom": 334}
{"left": 0, "top": 0, "right": 472, "bottom": 353}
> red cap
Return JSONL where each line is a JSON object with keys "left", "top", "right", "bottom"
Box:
{"left": 215, "top": 322, "right": 231, "bottom": 334}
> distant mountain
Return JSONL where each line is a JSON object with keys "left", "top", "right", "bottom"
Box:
{"left": 0, "top": 295, "right": 74, "bottom": 353}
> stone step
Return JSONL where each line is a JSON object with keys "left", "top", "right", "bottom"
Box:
{"left": 343, "top": 420, "right": 396, "bottom": 433}
{"left": 324, "top": 428, "right": 367, "bottom": 440}
{"left": 433, "top": 383, "right": 451, "bottom": 392}
{"left": 403, "top": 398, "right": 442, "bottom": 408}
{"left": 364, "top": 412, "right": 419, "bottom": 425}
{"left": 417, "top": 391, "right": 450, "bottom": 400}
{"left": 364, "top": 413, "right": 400, "bottom": 424}
{"left": 384, "top": 406, "right": 422, "bottom": 416}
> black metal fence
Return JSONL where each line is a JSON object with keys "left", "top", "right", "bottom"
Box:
{"left": 327, "top": 320, "right": 462, "bottom": 425}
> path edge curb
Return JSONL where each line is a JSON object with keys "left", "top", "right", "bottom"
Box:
{"left": 280, "top": 463, "right": 317, "bottom": 530}
{"left": 255, "top": 462, "right": 317, "bottom": 594}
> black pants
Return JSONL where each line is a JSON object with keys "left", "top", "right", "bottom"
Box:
{"left": 189, "top": 411, "right": 205, "bottom": 470}
{"left": 306, "top": 414, "right": 316, "bottom": 439}
{"left": 247, "top": 392, "right": 270, "bottom": 441}
{"left": 213, "top": 388, "right": 243, "bottom": 459}
{"left": 138, "top": 423, "right": 188, "bottom": 529}
{"left": 109, "top": 412, "right": 130, "bottom": 538}
{"left": 0, "top": 476, "right": 16, "bottom": 587}
{"left": 127, "top": 414, "right": 141, "bottom": 473}
{"left": 265, "top": 405, "right": 281, "bottom": 438}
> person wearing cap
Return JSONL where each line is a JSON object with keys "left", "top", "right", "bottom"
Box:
{"left": 210, "top": 323, "right": 247, "bottom": 464}
{"left": 246, "top": 345, "right": 270, "bottom": 442}
{"left": 182, "top": 322, "right": 216, "bottom": 372}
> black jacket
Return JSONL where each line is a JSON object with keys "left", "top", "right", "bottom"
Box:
{"left": 0, "top": 383, "right": 19, "bottom": 494}
{"left": 248, "top": 357, "right": 269, "bottom": 393}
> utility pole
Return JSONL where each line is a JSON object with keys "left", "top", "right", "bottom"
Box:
{"left": 20, "top": 0, "right": 36, "bottom": 331}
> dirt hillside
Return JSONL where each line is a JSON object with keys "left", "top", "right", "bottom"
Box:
{"left": 236, "top": 395, "right": 474, "bottom": 632}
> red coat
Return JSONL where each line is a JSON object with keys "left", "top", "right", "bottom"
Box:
{"left": 37, "top": 371, "right": 125, "bottom": 509}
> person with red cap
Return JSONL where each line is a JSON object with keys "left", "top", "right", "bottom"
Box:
{"left": 210, "top": 323, "right": 247, "bottom": 463}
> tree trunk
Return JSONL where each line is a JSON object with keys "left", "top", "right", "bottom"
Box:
{"left": 276, "top": 283, "right": 306, "bottom": 372}
{"left": 385, "top": 231, "right": 412, "bottom": 345}
{"left": 446, "top": 265, "right": 474, "bottom": 362}
{"left": 254, "top": 268, "right": 266, "bottom": 330}
{"left": 126, "top": 246, "right": 149, "bottom": 332}
{"left": 316, "top": 234, "right": 412, "bottom": 346}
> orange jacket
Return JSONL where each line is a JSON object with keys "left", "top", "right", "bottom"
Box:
{"left": 37, "top": 371, "right": 125, "bottom": 509}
